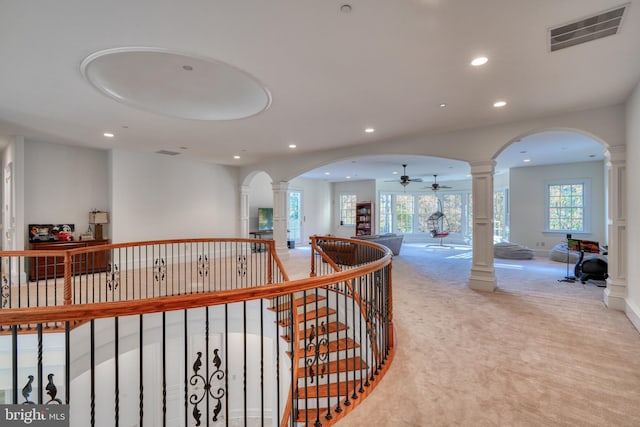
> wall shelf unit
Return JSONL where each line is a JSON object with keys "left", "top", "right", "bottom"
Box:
{"left": 355, "top": 202, "right": 374, "bottom": 236}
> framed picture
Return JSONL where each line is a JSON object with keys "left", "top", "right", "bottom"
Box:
{"left": 29, "top": 224, "right": 75, "bottom": 242}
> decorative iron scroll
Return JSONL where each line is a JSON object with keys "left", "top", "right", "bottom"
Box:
{"left": 305, "top": 321, "right": 329, "bottom": 384}
{"left": 45, "top": 373, "right": 62, "bottom": 404}
{"left": 236, "top": 255, "right": 247, "bottom": 277}
{"left": 107, "top": 263, "right": 120, "bottom": 291}
{"left": 21, "top": 375, "right": 34, "bottom": 404}
{"left": 154, "top": 258, "right": 166, "bottom": 283}
{"left": 1, "top": 274, "right": 9, "bottom": 308}
{"left": 198, "top": 255, "right": 209, "bottom": 278}
{"left": 190, "top": 349, "right": 225, "bottom": 425}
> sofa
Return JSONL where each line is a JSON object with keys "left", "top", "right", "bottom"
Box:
{"left": 353, "top": 233, "right": 404, "bottom": 256}
{"left": 316, "top": 234, "right": 403, "bottom": 266}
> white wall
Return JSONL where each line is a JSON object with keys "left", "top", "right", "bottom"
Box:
{"left": 24, "top": 140, "right": 108, "bottom": 243}
{"left": 626, "top": 80, "right": 640, "bottom": 330}
{"left": 509, "top": 161, "right": 605, "bottom": 252}
{"left": 331, "top": 180, "right": 376, "bottom": 237}
{"left": 110, "top": 150, "right": 239, "bottom": 242}
{"left": 289, "top": 177, "right": 332, "bottom": 243}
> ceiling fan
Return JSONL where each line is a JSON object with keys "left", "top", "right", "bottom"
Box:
{"left": 387, "top": 164, "right": 423, "bottom": 187}
{"left": 429, "top": 174, "right": 452, "bottom": 192}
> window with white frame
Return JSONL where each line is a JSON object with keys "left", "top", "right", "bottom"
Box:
{"left": 546, "top": 179, "right": 590, "bottom": 232}
{"left": 339, "top": 193, "right": 357, "bottom": 226}
{"left": 379, "top": 191, "right": 472, "bottom": 239}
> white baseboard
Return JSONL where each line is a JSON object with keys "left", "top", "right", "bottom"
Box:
{"left": 626, "top": 299, "right": 640, "bottom": 333}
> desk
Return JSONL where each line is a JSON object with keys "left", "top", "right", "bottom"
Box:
{"left": 249, "top": 230, "right": 272, "bottom": 252}
{"left": 249, "top": 230, "right": 273, "bottom": 238}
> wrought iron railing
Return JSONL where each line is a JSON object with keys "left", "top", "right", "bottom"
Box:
{"left": 0, "top": 236, "right": 394, "bottom": 427}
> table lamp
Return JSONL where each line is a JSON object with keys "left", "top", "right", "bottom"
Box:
{"left": 89, "top": 211, "right": 109, "bottom": 240}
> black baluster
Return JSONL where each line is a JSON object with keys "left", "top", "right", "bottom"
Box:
{"left": 162, "top": 312, "right": 167, "bottom": 427}
{"left": 139, "top": 315, "right": 144, "bottom": 426}
{"left": 334, "top": 285, "right": 342, "bottom": 414}
{"left": 90, "top": 320, "right": 95, "bottom": 426}
{"left": 115, "top": 317, "right": 120, "bottom": 427}
{"left": 38, "top": 323, "right": 43, "bottom": 404}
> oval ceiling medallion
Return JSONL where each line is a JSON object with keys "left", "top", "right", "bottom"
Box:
{"left": 80, "top": 47, "right": 271, "bottom": 120}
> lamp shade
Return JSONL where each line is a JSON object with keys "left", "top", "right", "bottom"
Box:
{"left": 89, "top": 211, "right": 109, "bottom": 224}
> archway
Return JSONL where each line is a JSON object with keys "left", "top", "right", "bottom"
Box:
{"left": 493, "top": 128, "right": 627, "bottom": 310}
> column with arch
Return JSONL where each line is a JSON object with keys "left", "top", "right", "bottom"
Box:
{"left": 272, "top": 181, "right": 290, "bottom": 259}
{"left": 469, "top": 160, "right": 497, "bottom": 291}
{"left": 604, "top": 145, "right": 627, "bottom": 310}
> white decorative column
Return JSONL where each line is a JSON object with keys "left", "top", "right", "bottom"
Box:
{"left": 469, "top": 160, "right": 497, "bottom": 291}
{"left": 272, "top": 181, "right": 290, "bottom": 260}
{"left": 604, "top": 146, "right": 627, "bottom": 310}
{"left": 240, "top": 185, "right": 250, "bottom": 238}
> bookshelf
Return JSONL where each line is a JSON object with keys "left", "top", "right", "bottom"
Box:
{"left": 355, "top": 202, "right": 374, "bottom": 236}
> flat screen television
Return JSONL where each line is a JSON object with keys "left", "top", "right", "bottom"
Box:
{"left": 258, "top": 208, "right": 273, "bottom": 231}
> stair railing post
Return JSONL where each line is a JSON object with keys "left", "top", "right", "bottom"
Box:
{"left": 64, "top": 251, "right": 72, "bottom": 305}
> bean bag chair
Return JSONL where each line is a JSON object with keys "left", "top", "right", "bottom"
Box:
{"left": 494, "top": 242, "right": 534, "bottom": 260}
{"left": 549, "top": 243, "right": 580, "bottom": 263}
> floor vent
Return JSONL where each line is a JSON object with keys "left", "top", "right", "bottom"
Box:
{"left": 550, "top": 4, "right": 627, "bottom": 52}
{"left": 155, "top": 150, "right": 181, "bottom": 156}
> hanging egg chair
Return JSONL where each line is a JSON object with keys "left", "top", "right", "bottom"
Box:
{"left": 427, "top": 198, "right": 450, "bottom": 247}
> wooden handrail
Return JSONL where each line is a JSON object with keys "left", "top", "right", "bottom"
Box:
{"left": 0, "top": 254, "right": 391, "bottom": 326}
{"left": 2, "top": 236, "right": 394, "bottom": 427}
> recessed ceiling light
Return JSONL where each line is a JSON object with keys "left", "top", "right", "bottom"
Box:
{"left": 471, "top": 56, "right": 488, "bottom": 66}
{"left": 589, "top": 154, "right": 596, "bottom": 158}
{"left": 493, "top": 100, "right": 507, "bottom": 108}
{"left": 439, "top": 103, "right": 447, "bottom": 108}
{"left": 340, "top": 4, "right": 352, "bottom": 13}
{"left": 392, "top": 171, "right": 398, "bottom": 175}
{"left": 182, "top": 65, "right": 193, "bottom": 71}
{"left": 103, "top": 132, "right": 114, "bottom": 138}
{"left": 233, "top": 155, "right": 241, "bottom": 159}
{"left": 289, "top": 144, "right": 297, "bottom": 148}
{"left": 364, "top": 128, "right": 375, "bottom": 133}
{"left": 324, "top": 172, "right": 331, "bottom": 176}
{"left": 520, "top": 150, "right": 527, "bottom": 154}
{"left": 346, "top": 175, "right": 352, "bottom": 179}
{"left": 523, "top": 158, "right": 531, "bottom": 163}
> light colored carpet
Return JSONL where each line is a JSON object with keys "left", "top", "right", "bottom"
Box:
{"left": 283, "top": 243, "right": 640, "bottom": 427}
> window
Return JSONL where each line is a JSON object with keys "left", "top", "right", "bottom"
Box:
{"left": 494, "top": 189, "right": 509, "bottom": 242}
{"left": 379, "top": 191, "right": 472, "bottom": 240}
{"left": 395, "top": 194, "right": 414, "bottom": 233}
{"left": 546, "top": 180, "right": 590, "bottom": 232}
{"left": 379, "top": 193, "right": 393, "bottom": 234}
{"left": 417, "top": 194, "right": 437, "bottom": 233}
{"left": 339, "top": 193, "right": 357, "bottom": 226}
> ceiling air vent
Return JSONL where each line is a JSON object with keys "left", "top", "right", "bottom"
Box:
{"left": 155, "top": 150, "right": 181, "bottom": 156}
{"left": 550, "top": 4, "right": 627, "bottom": 52}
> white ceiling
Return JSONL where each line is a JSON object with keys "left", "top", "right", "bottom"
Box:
{"left": 1, "top": 0, "right": 638, "bottom": 180}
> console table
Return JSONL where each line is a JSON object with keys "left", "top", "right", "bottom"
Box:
{"left": 29, "top": 239, "right": 110, "bottom": 281}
